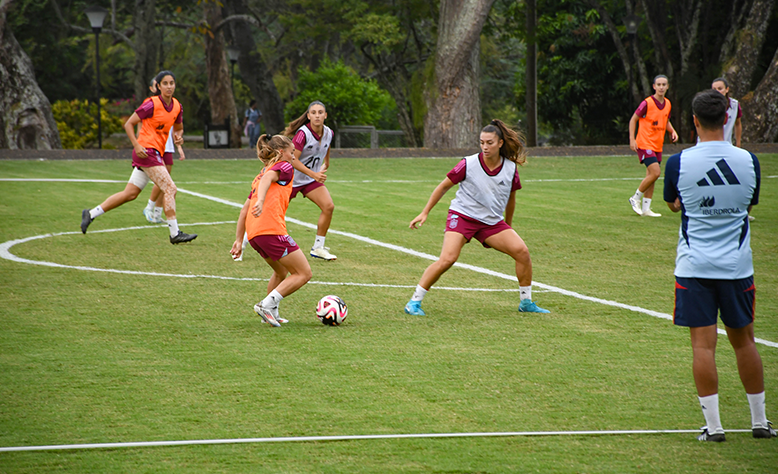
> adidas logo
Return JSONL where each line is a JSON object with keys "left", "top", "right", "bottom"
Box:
{"left": 498, "top": 180, "right": 506, "bottom": 186}
{"left": 697, "top": 159, "right": 740, "bottom": 187}
{"left": 700, "top": 196, "right": 715, "bottom": 207}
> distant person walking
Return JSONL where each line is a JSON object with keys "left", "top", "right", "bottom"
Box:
{"left": 628, "top": 74, "right": 678, "bottom": 217}
{"left": 711, "top": 77, "right": 742, "bottom": 147}
{"left": 664, "top": 89, "right": 774, "bottom": 442}
{"left": 243, "top": 100, "right": 262, "bottom": 148}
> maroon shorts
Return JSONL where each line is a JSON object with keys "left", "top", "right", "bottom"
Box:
{"left": 445, "top": 210, "right": 513, "bottom": 248}
{"left": 131, "top": 148, "right": 165, "bottom": 169}
{"left": 290, "top": 181, "right": 325, "bottom": 199}
{"left": 249, "top": 234, "right": 300, "bottom": 261}
{"left": 637, "top": 148, "right": 662, "bottom": 165}
{"left": 162, "top": 152, "right": 174, "bottom": 166}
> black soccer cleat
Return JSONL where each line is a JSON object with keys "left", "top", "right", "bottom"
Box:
{"left": 753, "top": 421, "right": 777, "bottom": 439}
{"left": 170, "top": 231, "right": 197, "bottom": 244}
{"left": 81, "top": 209, "right": 93, "bottom": 234}
{"left": 697, "top": 427, "right": 725, "bottom": 442}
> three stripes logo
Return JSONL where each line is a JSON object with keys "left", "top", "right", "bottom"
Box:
{"left": 697, "top": 159, "right": 740, "bottom": 187}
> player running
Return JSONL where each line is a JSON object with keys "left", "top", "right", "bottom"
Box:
{"left": 628, "top": 74, "right": 678, "bottom": 217}
{"left": 231, "top": 134, "right": 312, "bottom": 327}
{"left": 283, "top": 101, "right": 337, "bottom": 261}
{"left": 80, "top": 70, "right": 196, "bottom": 244}
{"left": 404, "top": 119, "right": 549, "bottom": 316}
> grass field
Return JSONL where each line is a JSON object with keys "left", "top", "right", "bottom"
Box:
{"left": 1, "top": 154, "right": 776, "bottom": 473}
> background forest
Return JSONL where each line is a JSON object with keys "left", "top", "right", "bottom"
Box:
{"left": 4, "top": 0, "right": 778, "bottom": 148}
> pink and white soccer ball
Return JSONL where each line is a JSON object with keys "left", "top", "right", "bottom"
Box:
{"left": 316, "top": 295, "right": 348, "bottom": 325}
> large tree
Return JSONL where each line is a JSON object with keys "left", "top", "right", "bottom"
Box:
{"left": 424, "top": 0, "right": 495, "bottom": 148}
{"left": 0, "top": 0, "right": 60, "bottom": 149}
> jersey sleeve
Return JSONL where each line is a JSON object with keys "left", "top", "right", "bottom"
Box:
{"left": 135, "top": 100, "right": 154, "bottom": 120}
{"left": 634, "top": 100, "right": 648, "bottom": 118}
{"left": 272, "top": 161, "right": 295, "bottom": 184}
{"left": 446, "top": 158, "right": 467, "bottom": 184}
{"left": 663, "top": 153, "right": 681, "bottom": 203}
{"left": 737, "top": 103, "right": 743, "bottom": 119}
{"left": 751, "top": 153, "right": 760, "bottom": 206}
{"left": 292, "top": 130, "right": 307, "bottom": 152}
{"left": 511, "top": 168, "right": 522, "bottom": 192}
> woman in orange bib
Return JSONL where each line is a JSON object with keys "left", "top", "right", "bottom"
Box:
{"left": 628, "top": 74, "right": 678, "bottom": 217}
{"left": 80, "top": 70, "right": 196, "bottom": 244}
{"left": 231, "top": 134, "right": 312, "bottom": 327}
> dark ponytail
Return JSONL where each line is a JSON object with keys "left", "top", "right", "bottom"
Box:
{"left": 481, "top": 119, "right": 527, "bottom": 165}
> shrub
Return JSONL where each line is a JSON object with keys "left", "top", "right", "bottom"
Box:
{"left": 52, "top": 99, "right": 124, "bottom": 149}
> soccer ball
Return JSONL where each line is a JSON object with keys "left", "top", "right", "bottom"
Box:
{"left": 316, "top": 295, "right": 348, "bottom": 326}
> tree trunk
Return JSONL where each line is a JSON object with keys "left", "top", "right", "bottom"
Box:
{"left": 588, "top": 0, "right": 641, "bottom": 105}
{"left": 423, "top": 0, "right": 495, "bottom": 149}
{"left": 203, "top": 0, "right": 241, "bottom": 147}
{"left": 526, "top": 0, "right": 537, "bottom": 146}
{"left": 741, "top": 45, "right": 778, "bottom": 142}
{"left": 720, "top": 0, "right": 775, "bottom": 97}
{"left": 222, "top": 0, "right": 285, "bottom": 135}
{"left": 0, "top": 0, "right": 61, "bottom": 149}
{"left": 133, "top": 0, "right": 160, "bottom": 102}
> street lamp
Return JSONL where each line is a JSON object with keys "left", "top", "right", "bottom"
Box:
{"left": 85, "top": 5, "right": 108, "bottom": 149}
{"left": 227, "top": 46, "right": 240, "bottom": 92}
{"left": 623, "top": 14, "right": 641, "bottom": 35}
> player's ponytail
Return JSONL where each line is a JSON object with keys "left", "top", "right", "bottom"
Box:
{"left": 283, "top": 101, "right": 327, "bottom": 137}
{"left": 482, "top": 119, "right": 527, "bottom": 165}
{"left": 257, "top": 133, "right": 293, "bottom": 169}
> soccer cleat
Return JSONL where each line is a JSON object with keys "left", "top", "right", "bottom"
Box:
{"left": 310, "top": 246, "right": 337, "bottom": 260}
{"left": 518, "top": 299, "right": 550, "bottom": 313}
{"left": 404, "top": 300, "right": 426, "bottom": 316}
{"left": 254, "top": 302, "right": 281, "bottom": 327}
{"left": 697, "top": 427, "right": 726, "bottom": 442}
{"left": 629, "top": 196, "right": 642, "bottom": 216}
{"left": 81, "top": 209, "right": 94, "bottom": 234}
{"left": 642, "top": 209, "right": 662, "bottom": 217}
{"left": 748, "top": 215, "right": 755, "bottom": 222}
{"left": 267, "top": 304, "right": 288, "bottom": 324}
{"left": 170, "top": 231, "right": 198, "bottom": 244}
{"left": 753, "top": 421, "right": 777, "bottom": 439}
{"left": 150, "top": 208, "right": 167, "bottom": 224}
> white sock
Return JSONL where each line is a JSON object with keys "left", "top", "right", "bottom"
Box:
{"left": 154, "top": 206, "right": 164, "bottom": 216}
{"left": 747, "top": 392, "right": 769, "bottom": 429}
{"left": 262, "top": 289, "right": 284, "bottom": 308}
{"left": 89, "top": 206, "right": 105, "bottom": 219}
{"left": 633, "top": 189, "right": 644, "bottom": 201}
{"left": 313, "top": 235, "right": 326, "bottom": 249}
{"left": 167, "top": 218, "right": 179, "bottom": 237}
{"left": 145, "top": 199, "right": 155, "bottom": 211}
{"left": 699, "top": 394, "right": 724, "bottom": 434}
{"left": 642, "top": 198, "right": 652, "bottom": 213}
{"left": 411, "top": 285, "right": 428, "bottom": 302}
{"left": 520, "top": 286, "right": 532, "bottom": 301}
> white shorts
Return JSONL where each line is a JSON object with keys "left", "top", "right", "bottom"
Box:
{"left": 128, "top": 168, "right": 150, "bottom": 190}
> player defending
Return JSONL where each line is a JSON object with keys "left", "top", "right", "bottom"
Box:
{"left": 628, "top": 74, "right": 678, "bottom": 217}
{"left": 404, "top": 120, "right": 549, "bottom": 316}
{"left": 664, "top": 89, "right": 774, "bottom": 442}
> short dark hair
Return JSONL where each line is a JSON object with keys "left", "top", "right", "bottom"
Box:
{"left": 692, "top": 89, "right": 728, "bottom": 130}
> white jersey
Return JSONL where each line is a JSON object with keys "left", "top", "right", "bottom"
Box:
{"left": 293, "top": 125, "right": 333, "bottom": 187}
{"left": 723, "top": 98, "right": 739, "bottom": 144}
{"left": 449, "top": 153, "right": 517, "bottom": 225}
{"left": 165, "top": 127, "right": 175, "bottom": 154}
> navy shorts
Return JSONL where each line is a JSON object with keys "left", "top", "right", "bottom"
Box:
{"left": 673, "top": 276, "right": 755, "bottom": 328}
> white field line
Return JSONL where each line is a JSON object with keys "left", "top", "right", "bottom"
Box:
{"left": 0, "top": 429, "right": 753, "bottom": 452}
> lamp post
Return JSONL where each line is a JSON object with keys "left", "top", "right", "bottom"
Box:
{"left": 227, "top": 46, "right": 240, "bottom": 92}
{"left": 85, "top": 6, "right": 108, "bottom": 149}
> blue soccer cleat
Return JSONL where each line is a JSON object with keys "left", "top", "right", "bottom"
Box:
{"left": 404, "top": 300, "right": 426, "bottom": 316}
{"left": 518, "top": 299, "right": 550, "bottom": 314}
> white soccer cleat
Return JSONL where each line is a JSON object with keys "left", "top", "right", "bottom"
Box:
{"left": 642, "top": 209, "right": 662, "bottom": 217}
{"left": 253, "top": 302, "right": 281, "bottom": 327}
{"left": 310, "top": 246, "right": 337, "bottom": 260}
{"left": 150, "top": 208, "right": 167, "bottom": 224}
{"left": 628, "top": 196, "right": 642, "bottom": 216}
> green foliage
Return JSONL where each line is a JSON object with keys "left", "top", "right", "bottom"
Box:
{"left": 284, "top": 59, "right": 394, "bottom": 130}
{"left": 52, "top": 99, "right": 124, "bottom": 149}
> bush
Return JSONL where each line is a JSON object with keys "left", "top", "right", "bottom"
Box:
{"left": 52, "top": 99, "right": 124, "bottom": 149}
{"left": 284, "top": 59, "right": 394, "bottom": 132}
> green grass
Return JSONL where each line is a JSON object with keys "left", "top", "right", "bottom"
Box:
{"left": 1, "top": 155, "right": 776, "bottom": 473}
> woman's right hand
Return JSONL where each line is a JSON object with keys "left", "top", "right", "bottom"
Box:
{"left": 409, "top": 213, "right": 427, "bottom": 229}
{"left": 312, "top": 170, "right": 327, "bottom": 183}
{"left": 230, "top": 240, "right": 243, "bottom": 260}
